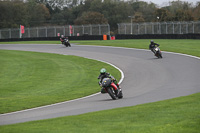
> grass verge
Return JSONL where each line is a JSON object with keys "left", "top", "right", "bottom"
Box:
{"left": 0, "top": 93, "right": 199, "bottom": 133}
{"left": 0, "top": 50, "right": 120, "bottom": 114}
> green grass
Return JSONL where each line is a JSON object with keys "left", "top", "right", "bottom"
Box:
{"left": 0, "top": 93, "right": 199, "bottom": 133}
{"left": 0, "top": 50, "right": 120, "bottom": 114}
{"left": 0, "top": 39, "right": 200, "bottom": 132}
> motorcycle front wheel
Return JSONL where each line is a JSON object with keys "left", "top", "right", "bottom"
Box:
{"left": 158, "top": 52, "right": 162, "bottom": 58}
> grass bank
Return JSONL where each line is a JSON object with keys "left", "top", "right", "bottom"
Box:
{"left": 0, "top": 93, "right": 199, "bottom": 133}
{"left": 0, "top": 50, "right": 120, "bottom": 114}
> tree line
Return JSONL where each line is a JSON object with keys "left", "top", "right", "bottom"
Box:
{"left": 0, "top": 0, "right": 200, "bottom": 33}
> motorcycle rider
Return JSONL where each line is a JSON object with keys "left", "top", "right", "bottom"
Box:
{"left": 149, "top": 40, "right": 160, "bottom": 54}
{"left": 60, "top": 35, "right": 68, "bottom": 44}
{"left": 98, "top": 68, "right": 121, "bottom": 94}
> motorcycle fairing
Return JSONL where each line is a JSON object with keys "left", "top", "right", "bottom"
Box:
{"left": 111, "top": 82, "right": 118, "bottom": 90}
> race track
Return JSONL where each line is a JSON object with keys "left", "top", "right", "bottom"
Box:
{"left": 0, "top": 44, "right": 200, "bottom": 125}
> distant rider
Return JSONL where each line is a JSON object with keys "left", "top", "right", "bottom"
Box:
{"left": 60, "top": 35, "right": 68, "bottom": 44}
{"left": 98, "top": 68, "right": 121, "bottom": 94}
{"left": 149, "top": 40, "right": 160, "bottom": 54}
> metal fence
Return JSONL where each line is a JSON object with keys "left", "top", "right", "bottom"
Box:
{"left": 117, "top": 21, "right": 200, "bottom": 35}
{"left": 0, "top": 24, "right": 110, "bottom": 39}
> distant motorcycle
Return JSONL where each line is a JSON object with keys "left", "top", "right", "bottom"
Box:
{"left": 153, "top": 46, "right": 162, "bottom": 58}
{"left": 101, "top": 78, "right": 123, "bottom": 100}
{"left": 63, "top": 38, "right": 71, "bottom": 47}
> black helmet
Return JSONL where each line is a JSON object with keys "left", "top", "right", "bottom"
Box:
{"left": 150, "top": 40, "right": 154, "bottom": 43}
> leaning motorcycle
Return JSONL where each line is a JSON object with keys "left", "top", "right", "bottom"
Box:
{"left": 101, "top": 78, "right": 123, "bottom": 100}
{"left": 63, "top": 38, "right": 71, "bottom": 47}
{"left": 153, "top": 47, "right": 162, "bottom": 58}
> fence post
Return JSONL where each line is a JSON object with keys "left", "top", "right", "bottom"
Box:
{"left": 9, "top": 29, "right": 11, "bottom": 38}
{"left": 27, "top": 28, "right": 29, "bottom": 38}
{"left": 63, "top": 26, "right": 65, "bottom": 36}
{"left": 37, "top": 27, "right": 39, "bottom": 37}
{"left": 117, "top": 24, "right": 120, "bottom": 34}
{"left": 108, "top": 24, "right": 110, "bottom": 35}
{"left": 192, "top": 21, "right": 194, "bottom": 33}
{"left": 82, "top": 25, "right": 84, "bottom": 35}
{"left": 73, "top": 25, "right": 74, "bottom": 36}
{"left": 159, "top": 22, "right": 161, "bottom": 34}
{"left": 145, "top": 23, "right": 147, "bottom": 34}
{"left": 90, "top": 25, "right": 92, "bottom": 35}
{"left": 125, "top": 24, "right": 126, "bottom": 34}
{"left": 186, "top": 22, "right": 188, "bottom": 34}
{"left": 99, "top": 24, "right": 101, "bottom": 35}
{"left": 46, "top": 27, "right": 47, "bottom": 37}
{"left": 54, "top": 26, "right": 56, "bottom": 37}
{"left": 152, "top": 22, "right": 154, "bottom": 34}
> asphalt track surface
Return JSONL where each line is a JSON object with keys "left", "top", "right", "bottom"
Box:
{"left": 0, "top": 44, "right": 200, "bottom": 125}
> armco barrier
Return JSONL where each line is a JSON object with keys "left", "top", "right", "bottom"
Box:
{"left": 0, "top": 35, "right": 106, "bottom": 42}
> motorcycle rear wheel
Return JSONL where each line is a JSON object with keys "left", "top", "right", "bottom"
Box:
{"left": 118, "top": 91, "right": 123, "bottom": 99}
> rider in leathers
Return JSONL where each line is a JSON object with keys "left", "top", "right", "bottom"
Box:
{"left": 149, "top": 40, "right": 160, "bottom": 54}
{"left": 60, "top": 35, "right": 68, "bottom": 44}
{"left": 98, "top": 68, "right": 121, "bottom": 94}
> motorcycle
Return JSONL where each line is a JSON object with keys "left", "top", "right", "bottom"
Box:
{"left": 101, "top": 78, "right": 123, "bottom": 100}
{"left": 63, "top": 38, "right": 71, "bottom": 47}
{"left": 153, "top": 47, "right": 162, "bottom": 58}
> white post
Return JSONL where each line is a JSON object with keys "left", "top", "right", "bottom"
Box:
{"left": 128, "top": 16, "right": 134, "bottom": 34}
{"left": 19, "top": 25, "right": 22, "bottom": 38}
{"left": 193, "top": 21, "right": 194, "bottom": 33}
{"left": 152, "top": 22, "right": 154, "bottom": 34}
{"left": 108, "top": 24, "right": 110, "bottom": 35}
{"left": 46, "top": 27, "right": 48, "bottom": 37}
{"left": 63, "top": 26, "right": 65, "bottom": 36}
{"left": 82, "top": 25, "right": 84, "bottom": 35}
{"left": 90, "top": 25, "right": 92, "bottom": 35}
{"left": 99, "top": 24, "right": 101, "bottom": 35}
{"left": 9, "top": 29, "right": 11, "bottom": 38}
{"left": 125, "top": 24, "right": 126, "bottom": 34}
{"left": 117, "top": 24, "right": 120, "bottom": 34}
{"left": 28, "top": 28, "right": 30, "bottom": 38}
{"left": 69, "top": 25, "right": 71, "bottom": 36}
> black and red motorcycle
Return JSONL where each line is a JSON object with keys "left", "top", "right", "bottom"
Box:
{"left": 101, "top": 78, "right": 123, "bottom": 100}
